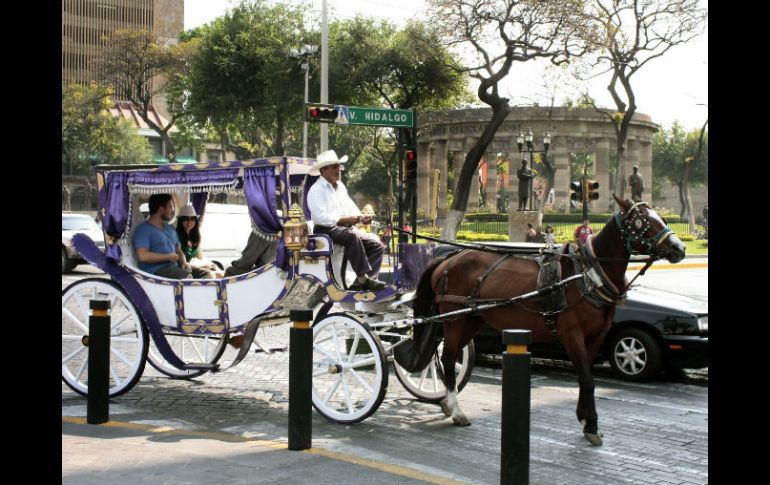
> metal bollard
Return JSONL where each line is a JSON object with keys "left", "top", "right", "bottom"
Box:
{"left": 500, "top": 329, "right": 532, "bottom": 485}
{"left": 288, "top": 309, "right": 314, "bottom": 450}
{"left": 87, "top": 299, "right": 111, "bottom": 424}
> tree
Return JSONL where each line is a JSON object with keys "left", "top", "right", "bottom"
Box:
{"left": 652, "top": 121, "right": 708, "bottom": 221}
{"left": 428, "top": 0, "right": 594, "bottom": 239}
{"left": 97, "top": 29, "right": 197, "bottom": 162}
{"left": 62, "top": 83, "right": 153, "bottom": 174}
{"left": 581, "top": 0, "right": 707, "bottom": 207}
{"left": 327, "top": 18, "right": 471, "bottom": 217}
{"left": 185, "top": 0, "right": 307, "bottom": 158}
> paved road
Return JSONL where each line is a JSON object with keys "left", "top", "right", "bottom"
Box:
{"left": 62, "top": 261, "right": 707, "bottom": 484}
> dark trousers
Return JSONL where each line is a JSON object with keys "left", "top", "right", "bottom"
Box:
{"left": 225, "top": 232, "right": 278, "bottom": 277}
{"left": 314, "top": 225, "right": 385, "bottom": 278}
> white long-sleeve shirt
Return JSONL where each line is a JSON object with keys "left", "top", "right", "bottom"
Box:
{"left": 306, "top": 177, "right": 361, "bottom": 227}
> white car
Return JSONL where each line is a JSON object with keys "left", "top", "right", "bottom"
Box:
{"left": 62, "top": 213, "right": 105, "bottom": 273}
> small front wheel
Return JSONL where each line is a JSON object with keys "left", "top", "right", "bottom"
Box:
{"left": 311, "top": 313, "right": 388, "bottom": 424}
{"left": 393, "top": 340, "right": 475, "bottom": 402}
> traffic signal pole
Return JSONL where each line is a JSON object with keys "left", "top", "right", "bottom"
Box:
{"left": 582, "top": 164, "right": 588, "bottom": 222}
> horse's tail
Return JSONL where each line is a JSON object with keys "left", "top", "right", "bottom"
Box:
{"left": 393, "top": 257, "right": 445, "bottom": 373}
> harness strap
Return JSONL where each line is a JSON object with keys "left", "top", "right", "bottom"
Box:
{"left": 470, "top": 254, "right": 512, "bottom": 299}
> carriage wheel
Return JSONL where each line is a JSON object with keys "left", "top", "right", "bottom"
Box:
{"left": 146, "top": 330, "right": 229, "bottom": 379}
{"left": 62, "top": 278, "right": 148, "bottom": 398}
{"left": 311, "top": 312, "right": 388, "bottom": 424}
{"left": 393, "top": 340, "right": 475, "bottom": 403}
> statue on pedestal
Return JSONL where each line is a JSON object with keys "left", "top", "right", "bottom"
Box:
{"left": 516, "top": 159, "right": 536, "bottom": 211}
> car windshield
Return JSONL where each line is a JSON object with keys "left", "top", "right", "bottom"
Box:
{"left": 62, "top": 215, "right": 99, "bottom": 231}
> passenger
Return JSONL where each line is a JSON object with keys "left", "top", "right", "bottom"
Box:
{"left": 176, "top": 205, "right": 224, "bottom": 279}
{"left": 132, "top": 193, "right": 192, "bottom": 279}
{"left": 306, "top": 149, "right": 386, "bottom": 292}
{"left": 223, "top": 230, "right": 278, "bottom": 277}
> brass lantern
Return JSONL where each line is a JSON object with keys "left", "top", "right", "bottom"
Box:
{"left": 361, "top": 203, "right": 375, "bottom": 233}
{"left": 283, "top": 203, "right": 309, "bottom": 251}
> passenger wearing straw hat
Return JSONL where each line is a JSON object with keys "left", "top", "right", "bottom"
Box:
{"left": 306, "top": 150, "right": 386, "bottom": 292}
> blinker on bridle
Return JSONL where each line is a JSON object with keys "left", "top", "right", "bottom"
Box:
{"left": 614, "top": 201, "right": 674, "bottom": 257}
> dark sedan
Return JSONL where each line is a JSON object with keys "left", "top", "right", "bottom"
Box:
{"left": 473, "top": 285, "right": 708, "bottom": 382}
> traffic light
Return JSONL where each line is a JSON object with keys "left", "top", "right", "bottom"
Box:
{"left": 405, "top": 148, "right": 417, "bottom": 180}
{"left": 570, "top": 180, "right": 583, "bottom": 201}
{"left": 306, "top": 103, "right": 338, "bottom": 123}
{"left": 585, "top": 180, "right": 600, "bottom": 200}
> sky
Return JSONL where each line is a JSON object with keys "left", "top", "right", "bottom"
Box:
{"left": 184, "top": 0, "right": 708, "bottom": 131}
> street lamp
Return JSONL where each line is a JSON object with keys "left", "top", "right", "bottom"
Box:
{"left": 289, "top": 44, "right": 320, "bottom": 159}
{"left": 516, "top": 128, "right": 550, "bottom": 211}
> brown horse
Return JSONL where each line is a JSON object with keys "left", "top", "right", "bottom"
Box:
{"left": 409, "top": 195, "right": 685, "bottom": 445}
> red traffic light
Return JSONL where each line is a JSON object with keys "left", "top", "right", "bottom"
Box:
{"left": 405, "top": 150, "right": 416, "bottom": 161}
{"left": 306, "top": 104, "right": 338, "bottom": 123}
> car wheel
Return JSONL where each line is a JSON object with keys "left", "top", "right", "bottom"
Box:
{"left": 607, "top": 328, "right": 662, "bottom": 382}
{"left": 62, "top": 248, "right": 75, "bottom": 273}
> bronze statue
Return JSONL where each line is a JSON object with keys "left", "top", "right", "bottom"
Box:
{"left": 516, "top": 159, "right": 536, "bottom": 211}
{"left": 628, "top": 165, "right": 644, "bottom": 202}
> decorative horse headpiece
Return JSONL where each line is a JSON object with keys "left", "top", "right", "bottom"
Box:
{"left": 614, "top": 201, "right": 676, "bottom": 259}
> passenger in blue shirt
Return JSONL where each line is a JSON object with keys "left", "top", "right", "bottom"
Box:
{"left": 133, "top": 193, "right": 192, "bottom": 279}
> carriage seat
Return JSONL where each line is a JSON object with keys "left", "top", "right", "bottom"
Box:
{"left": 306, "top": 222, "right": 356, "bottom": 288}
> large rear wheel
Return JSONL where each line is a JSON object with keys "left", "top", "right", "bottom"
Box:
{"left": 61, "top": 278, "right": 148, "bottom": 397}
{"left": 311, "top": 313, "right": 388, "bottom": 424}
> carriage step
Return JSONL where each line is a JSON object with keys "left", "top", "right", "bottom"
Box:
{"left": 254, "top": 346, "right": 288, "bottom": 354}
{"left": 184, "top": 363, "right": 221, "bottom": 371}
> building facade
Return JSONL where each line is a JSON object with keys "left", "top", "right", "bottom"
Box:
{"left": 417, "top": 106, "right": 660, "bottom": 218}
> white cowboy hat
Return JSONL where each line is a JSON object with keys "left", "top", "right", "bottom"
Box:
{"left": 309, "top": 149, "right": 348, "bottom": 176}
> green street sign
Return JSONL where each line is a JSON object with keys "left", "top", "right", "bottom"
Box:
{"left": 334, "top": 105, "right": 414, "bottom": 128}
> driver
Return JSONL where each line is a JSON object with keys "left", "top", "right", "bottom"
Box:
{"left": 306, "top": 150, "right": 386, "bottom": 292}
{"left": 132, "top": 193, "right": 192, "bottom": 279}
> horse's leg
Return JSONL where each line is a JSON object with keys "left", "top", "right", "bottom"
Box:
{"left": 439, "top": 317, "right": 481, "bottom": 426}
{"left": 560, "top": 333, "right": 603, "bottom": 446}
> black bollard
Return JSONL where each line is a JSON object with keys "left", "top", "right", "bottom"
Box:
{"left": 288, "top": 309, "right": 314, "bottom": 450}
{"left": 500, "top": 329, "right": 532, "bottom": 485}
{"left": 87, "top": 299, "right": 111, "bottom": 424}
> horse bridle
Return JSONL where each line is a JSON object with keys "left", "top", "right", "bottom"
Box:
{"left": 614, "top": 201, "right": 674, "bottom": 259}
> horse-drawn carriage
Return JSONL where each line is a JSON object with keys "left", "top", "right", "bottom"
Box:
{"left": 62, "top": 155, "right": 686, "bottom": 444}
{"left": 61, "top": 156, "right": 473, "bottom": 424}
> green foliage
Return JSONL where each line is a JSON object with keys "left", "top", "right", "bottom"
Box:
{"left": 653, "top": 121, "right": 708, "bottom": 188}
{"left": 62, "top": 83, "right": 153, "bottom": 173}
{"left": 185, "top": 0, "right": 307, "bottom": 157}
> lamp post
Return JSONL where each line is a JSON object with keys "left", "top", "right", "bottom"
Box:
{"left": 290, "top": 44, "right": 320, "bottom": 159}
{"left": 516, "top": 129, "right": 551, "bottom": 211}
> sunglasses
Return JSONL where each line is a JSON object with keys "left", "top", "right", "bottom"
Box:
{"left": 178, "top": 216, "right": 197, "bottom": 222}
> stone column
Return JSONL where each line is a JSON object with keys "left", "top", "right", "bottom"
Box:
{"left": 417, "top": 141, "right": 432, "bottom": 216}
{"left": 594, "top": 138, "right": 611, "bottom": 211}
{"left": 433, "top": 139, "right": 449, "bottom": 220}
{"left": 484, "top": 152, "right": 498, "bottom": 211}
{"left": 464, "top": 137, "right": 480, "bottom": 211}
{"left": 551, "top": 135, "right": 570, "bottom": 213}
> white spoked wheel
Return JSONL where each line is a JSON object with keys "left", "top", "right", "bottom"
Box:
{"left": 393, "top": 340, "right": 475, "bottom": 403}
{"left": 62, "top": 278, "right": 148, "bottom": 398}
{"left": 312, "top": 312, "right": 388, "bottom": 424}
{"left": 146, "top": 330, "right": 229, "bottom": 379}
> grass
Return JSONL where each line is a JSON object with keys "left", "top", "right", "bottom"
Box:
{"left": 684, "top": 239, "right": 708, "bottom": 255}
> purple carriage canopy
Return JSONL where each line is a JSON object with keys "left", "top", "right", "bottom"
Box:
{"left": 95, "top": 157, "right": 315, "bottom": 270}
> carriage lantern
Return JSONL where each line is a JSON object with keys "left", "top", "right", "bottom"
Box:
{"left": 283, "top": 203, "right": 309, "bottom": 251}
{"left": 361, "top": 203, "right": 375, "bottom": 232}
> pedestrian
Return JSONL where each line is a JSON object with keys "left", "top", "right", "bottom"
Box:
{"left": 573, "top": 219, "right": 594, "bottom": 245}
{"left": 525, "top": 223, "right": 537, "bottom": 242}
{"left": 544, "top": 225, "right": 556, "bottom": 245}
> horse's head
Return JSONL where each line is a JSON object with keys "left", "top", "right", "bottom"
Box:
{"left": 613, "top": 194, "right": 686, "bottom": 263}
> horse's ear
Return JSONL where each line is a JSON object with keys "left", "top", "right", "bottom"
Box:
{"left": 613, "top": 193, "right": 630, "bottom": 211}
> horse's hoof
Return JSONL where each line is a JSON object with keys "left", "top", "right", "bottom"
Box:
{"left": 440, "top": 399, "right": 452, "bottom": 417}
{"left": 584, "top": 431, "right": 604, "bottom": 446}
{"left": 452, "top": 415, "right": 471, "bottom": 426}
